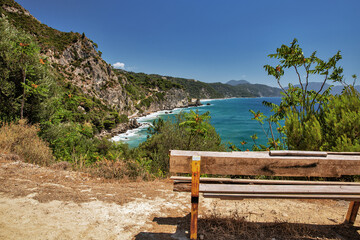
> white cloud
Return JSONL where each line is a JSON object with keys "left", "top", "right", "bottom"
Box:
{"left": 113, "top": 62, "right": 125, "bottom": 69}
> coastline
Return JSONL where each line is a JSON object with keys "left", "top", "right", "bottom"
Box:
{"left": 111, "top": 102, "right": 209, "bottom": 145}
{"left": 110, "top": 97, "right": 258, "bottom": 143}
{"left": 111, "top": 96, "right": 282, "bottom": 147}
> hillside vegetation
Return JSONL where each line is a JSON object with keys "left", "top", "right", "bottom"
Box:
{"left": 0, "top": 0, "right": 227, "bottom": 179}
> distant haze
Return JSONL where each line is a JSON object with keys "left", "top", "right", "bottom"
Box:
{"left": 287, "top": 82, "right": 360, "bottom": 95}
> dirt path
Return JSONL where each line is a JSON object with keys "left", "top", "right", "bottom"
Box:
{"left": 0, "top": 158, "right": 359, "bottom": 240}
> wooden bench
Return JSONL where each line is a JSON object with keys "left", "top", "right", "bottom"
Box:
{"left": 169, "top": 150, "right": 360, "bottom": 240}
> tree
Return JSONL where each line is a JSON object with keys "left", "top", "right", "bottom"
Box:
{"left": 252, "top": 38, "right": 359, "bottom": 151}
{"left": 0, "top": 17, "right": 50, "bottom": 121}
{"left": 179, "top": 110, "right": 212, "bottom": 148}
{"left": 264, "top": 38, "right": 343, "bottom": 120}
{"left": 137, "top": 112, "right": 225, "bottom": 176}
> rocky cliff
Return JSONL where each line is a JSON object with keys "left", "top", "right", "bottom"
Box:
{"left": 45, "top": 37, "right": 136, "bottom": 115}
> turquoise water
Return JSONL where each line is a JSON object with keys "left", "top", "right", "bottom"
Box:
{"left": 112, "top": 97, "right": 282, "bottom": 149}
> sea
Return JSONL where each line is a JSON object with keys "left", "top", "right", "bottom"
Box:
{"left": 111, "top": 97, "right": 282, "bottom": 150}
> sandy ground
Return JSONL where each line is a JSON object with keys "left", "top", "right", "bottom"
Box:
{"left": 0, "top": 157, "right": 360, "bottom": 240}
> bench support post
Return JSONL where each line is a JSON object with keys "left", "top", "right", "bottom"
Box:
{"left": 190, "top": 156, "right": 201, "bottom": 240}
{"left": 345, "top": 201, "right": 360, "bottom": 224}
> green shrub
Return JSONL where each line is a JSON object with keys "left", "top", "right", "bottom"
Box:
{"left": 41, "top": 122, "right": 97, "bottom": 162}
{"left": 135, "top": 112, "right": 226, "bottom": 176}
{"left": 119, "top": 114, "right": 129, "bottom": 123}
{"left": 320, "top": 86, "right": 360, "bottom": 151}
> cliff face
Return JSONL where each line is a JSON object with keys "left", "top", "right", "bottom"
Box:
{"left": 45, "top": 37, "right": 137, "bottom": 115}
{"left": 146, "top": 88, "right": 189, "bottom": 113}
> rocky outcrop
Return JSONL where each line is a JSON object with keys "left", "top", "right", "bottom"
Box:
{"left": 46, "top": 38, "right": 137, "bottom": 115}
{"left": 144, "top": 88, "right": 189, "bottom": 114}
{"left": 97, "top": 119, "right": 141, "bottom": 138}
{"left": 188, "top": 98, "right": 202, "bottom": 107}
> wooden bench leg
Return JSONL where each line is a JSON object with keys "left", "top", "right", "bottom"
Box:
{"left": 190, "top": 156, "right": 201, "bottom": 240}
{"left": 345, "top": 201, "right": 360, "bottom": 224}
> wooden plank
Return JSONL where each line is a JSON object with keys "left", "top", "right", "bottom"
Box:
{"left": 203, "top": 193, "right": 360, "bottom": 201}
{"left": 345, "top": 201, "right": 360, "bottom": 224}
{"left": 190, "top": 156, "right": 200, "bottom": 240}
{"left": 270, "top": 150, "right": 327, "bottom": 157}
{"left": 170, "top": 176, "right": 360, "bottom": 186}
{"left": 173, "top": 181, "right": 360, "bottom": 193}
{"left": 199, "top": 184, "right": 360, "bottom": 195}
{"left": 328, "top": 152, "right": 360, "bottom": 155}
{"left": 169, "top": 150, "right": 360, "bottom": 177}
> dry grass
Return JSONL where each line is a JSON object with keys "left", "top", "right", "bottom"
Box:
{"left": 196, "top": 204, "right": 357, "bottom": 240}
{"left": 87, "top": 158, "right": 150, "bottom": 180}
{"left": 0, "top": 119, "right": 54, "bottom": 166}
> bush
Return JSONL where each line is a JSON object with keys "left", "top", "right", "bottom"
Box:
{"left": 40, "top": 122, "right": 97, "bottom": 162}
{"left": 136, "top": 111, "right": 226, "bottom": 176}
{"left": 320, "top": 86, "right": 360, "bottom": 151}
{"left": 0, "top": 119, "right": 54, "bottom": 165}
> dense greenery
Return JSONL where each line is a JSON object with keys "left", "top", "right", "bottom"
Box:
{"left": 209, "top": 82, "right": 281, "bottom": 98}
{"left": 114, "top": 70, "right": 184, "bottom": 112}
{"left": 0, "top": 0, "right": 81, "bottom": 53}
{"left": 0, "top": 16, "right": 131, "bottom": 170}
{"left": 250, "top": 39, "right": 360, "bottom": 152}
{"left": 168, "top": 77, "right": 223, "bottom": 99}
{"left": 163, "top": 75, "right": 282, "bottom": 99}
{"left": 135, "top": 111, "right": 226, "bottom": 176}
{"left": 0, "top": 16, "right": 53, "bottom": 122}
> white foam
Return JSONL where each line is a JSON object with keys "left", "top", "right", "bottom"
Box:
{"left": 111, "top": 125, "right": 149, "bottom": 142}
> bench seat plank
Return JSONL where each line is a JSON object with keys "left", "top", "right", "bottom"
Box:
{"left": 200, "top": 184, "right": 360, "bottom": 195}
{"left": 203, "top": 193, "right": 360, "bottom": 200}
{"left": 171, "top": 176, "right": 360, "bottom": 186}
{"left": 170, "top": 150, "right": 360, "bottom": 177}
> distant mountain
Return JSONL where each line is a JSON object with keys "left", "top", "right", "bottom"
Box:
{"left": 168, "top": 77, "right": 282, "bottom": 99}
{"left": 226, "top": 80, "right": 250, "bottom": 86}
{"left": 288, "top": 82, "right": 360, "bottom": 95}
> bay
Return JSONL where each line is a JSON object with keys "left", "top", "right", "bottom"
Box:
{"left": 112, "top": 97, "right": 282, "bottom": 149}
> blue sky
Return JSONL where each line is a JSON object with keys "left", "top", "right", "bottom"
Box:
{"left": 17, "top": 0, "right": 360, "bottom": 87}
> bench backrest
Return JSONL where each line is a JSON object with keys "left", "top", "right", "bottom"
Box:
{"left": 169, "top": 150, "right": 360, "bottom": 177}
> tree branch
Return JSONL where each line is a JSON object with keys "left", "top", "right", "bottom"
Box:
{"left": 310, "top": 73, "right": 328, "bottom": 112}
{"left": 294, "top": 65, "right": 304, "bottom": 91}
{"left": 277, "top": 79, "right": 290, "bottom": 98}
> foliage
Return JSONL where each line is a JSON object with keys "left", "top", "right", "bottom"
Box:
{"left": 0, "top": 119, "right": 54, "bottom": 165}
{"left": 169, "top": 77, "right": 222, "bottom": 99}
{"left": 320, "top": 86, "right": 360, "bottom": 152}
{"left": 248, "top": 110, "right": 285, "bottom": 151}
{"left": 135, "top": 112, "right": 226, "bottom": 176}
{"left": 0, "top": 17, "right": 54, "bottom": 122}
{"left": 0, "top": 1, "right": 81, "bottom": 53}
{"left": 251, "top": 38, "right": 359, "bottom": 152}
{"left": 179, "top": 110, "right": 212, "bottom": 148}
{"left": 209, "top": 82, "right": 281, "bottom": 98}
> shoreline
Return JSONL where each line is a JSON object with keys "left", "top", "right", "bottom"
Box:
{"left": 111, "top": 102, "right": 209, "bottom": 144}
